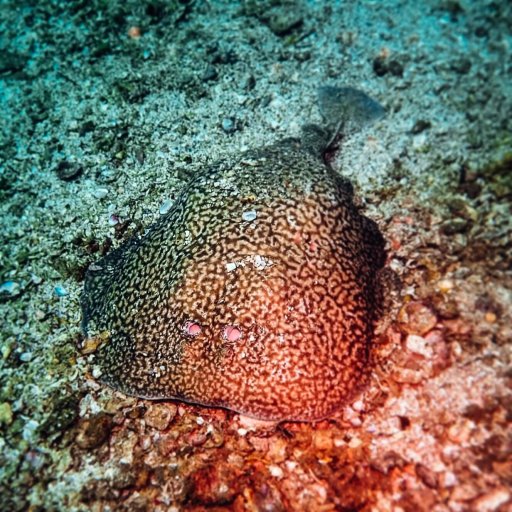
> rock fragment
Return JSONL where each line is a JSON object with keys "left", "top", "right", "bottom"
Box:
{"left": 75, "top": 413, "right": 113, "bottom": 450}
{"left": 144, "top": 403, "right": 177, "bottom": 430}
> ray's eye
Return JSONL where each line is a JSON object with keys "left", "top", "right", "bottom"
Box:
{"left": 184, "top": 321, "right": 202, "bottom": 336}
{"left": 224, "top": 325, "right": 242, "bottom": 342}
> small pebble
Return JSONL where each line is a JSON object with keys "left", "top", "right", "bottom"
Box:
{"left": 415, "top": 463, "right": 438, "bottom": 489}
{"left": 348, "top": 436, "right": 363, "bottom": 449}
{"left": 56, "top": 161, "right": 83, "bottom": 181}
{"left": 380, "top": 416, "right": 403, "bottom": 436}
{"left": 54, "top": 284, "right": 68, "bottom": 297}
{"left": 373, "top": 56, "right": 388, "bottom": 76}
{"left": 268, "top": 465, "right": 284, "bottom": 478}
{"left": 405, "top": 334, "right": 434, "bottom": 358}
{"left": 135, "top": 149, "right": 145, "bottom": 164}
{"left": 391, "top": 367, "right": 424, "bottom": 384}
{"left": 189, "top": 429, "right": 209, "bottom": 447}
{"left": 285, "top": 461, "right": 297, "bottom": 472}
{"left": 352, "top": 399, "right": 365, "bottom": 412}
{"left": 221, "top": 117, "right": 237, "bottom": 134}
{"left": 267, "top": 438, "right": 287, "bottom": 462}
{"left": 0, "top": 402, "right": 13, "bottom": 426}
{"left": 92, "top": 187, "right": 109, "bottom": 199}
{"left": 440, "top": 217, "right": 469, "bottom": 235}
{"left": 204, "top": 427, "right": 225, "bottom": 450}
{"left": 139, "top": 435, "right": 152, "bottom": 451}
{"left": 344, "top": 406, "right": 362, "bottom": 426}
{"left": 243, "top": 74, "right": 256, "bottom": 90}
{"left": 450, "top": 483, "right": 480, "bottom": 502}
{"left": 268, "top": 12, "right": 303, "bottom": 36}
{"left": 144, "top": 403, "right": 176, "bottom": 430}
{"left": 22, "top": 419, "right": 39, "bottom": 442}
{"left": 471, "top": 488, "right": 510, "bottom": 512}
{"left": 91, "top": 366, "right": 103, "bottom": 379}
{"left": 334, "top": 437, "right": 346, "bottom": 448}
{"left": 443, "top": 471, "right": 458, "bottom": 487}
{"left": 411, "top": 119, "right": 431, "bottom": 134}
{"left": 98, "top": 167, "right": 117, "bottom": 183}
{"left": 373, "top": 56, "right": 404, "bottom": 77}
{"left": 388, "top": 59, "right": 404, "bottom": 77}
{"left": 484, "top": 311, "right": 497, "bottom": 323}
{"left": 127, "top": 26, "right": 141, "bottom": 39}
{"left": 371, "top": 451, "right": 406, "bottom": 474}
{"left": 123, "top": 405, "right": 146, "bottom": 419}
{"left": 0, "top": 281, "right": 21, "bottom": 299}
{"left": 202, "top": 64, "right": 218, "bottom": 81}
{"left": 1, "top": 341, "right": 13, "bottom": 360}
{"left": 450, "top": 57, "right": 472, "bottom": 74}
{"left": 159, "top": 198, "right": 173, "bottom": 215}
{"left": 313, "top": 429, "right": 334, "bottom": 450}
{"left": 424, "top": 330, "right": 449, "bottom": 368}
{"left": 398, "top": 301, "right": 437, "bottom": 335}
{"left": 189, "top": 463, "right": 241, "bottom": 504}
{"left": 75, "top": 413, "right": 113, "bottom": 449}
{"left": 447, "top": 419, "right": 473, "bottom": 444}
{"left": 436, "top": 279, "right": 454, "bottom": 293}
{"left": 80, "top": 332, "right": 109, "bottom": 355}
{"left": 24, "top": 450, "right": 46, "bottom": 470}
{"left": 31, "top": 274, "right": 42, "bottom": 285}
{"left": 108, "top": 214, "right": 120, "bottom": 226}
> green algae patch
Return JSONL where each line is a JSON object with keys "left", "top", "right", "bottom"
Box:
{"left": 0, "top": 402, "right": 13, "bottom": 426}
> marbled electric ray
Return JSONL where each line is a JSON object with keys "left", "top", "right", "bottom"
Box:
{"left": 81, "top": 87, "right": 386, "bottom": 421}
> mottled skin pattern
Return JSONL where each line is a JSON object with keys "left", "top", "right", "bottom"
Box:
{"left": 82, "top": 96, "right": 386, "bottom": 421}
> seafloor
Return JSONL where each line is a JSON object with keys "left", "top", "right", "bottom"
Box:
{"left": 0, "top": 0, "right": 511, "bottom": 511}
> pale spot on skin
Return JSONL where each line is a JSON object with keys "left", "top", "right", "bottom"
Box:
{"left": 224, "top": 325, "right": 242, "bottom": 342}
{"left": 185, "top": 321, "right": 202, "bottom": 336}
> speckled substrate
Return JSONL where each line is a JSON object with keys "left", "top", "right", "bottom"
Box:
{"left": 0, "top": 1, "right": 511, "bottom": 511}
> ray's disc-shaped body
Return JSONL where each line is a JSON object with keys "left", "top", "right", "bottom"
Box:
{"left": 82, "top": 87, "right": 386, "bottom": 421}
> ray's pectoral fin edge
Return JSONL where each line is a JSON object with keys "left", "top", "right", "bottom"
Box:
{"left": 81, "top": 237, "right": 139, "bottom": 335}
